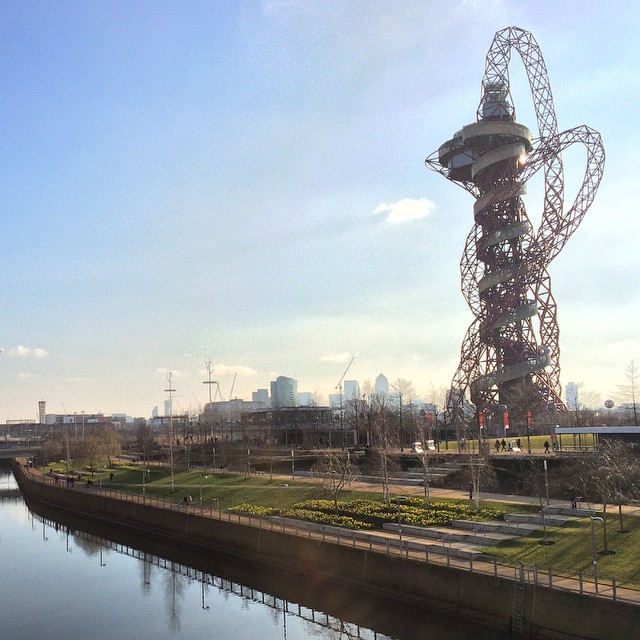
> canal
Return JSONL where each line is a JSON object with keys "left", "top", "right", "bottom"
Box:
{"left": 0, "top": 464, "right": 504, "bottom": 640}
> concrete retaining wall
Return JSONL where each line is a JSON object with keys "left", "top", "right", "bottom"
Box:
{"left": 12, "top": 461, "right": 640, "bottom": 640}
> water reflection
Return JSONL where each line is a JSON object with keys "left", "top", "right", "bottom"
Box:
{"left": 30, "top": 508, "right": 397, "bottom": 639}
{"left": 2, "top": 465, "right": 504, "bottom": 640}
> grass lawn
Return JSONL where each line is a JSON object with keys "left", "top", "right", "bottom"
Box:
{"left": 482, "top": 512, "right": 640, "bottom": 581}
{"left": 48, "top": 461, "right": 640, "bottom": 582}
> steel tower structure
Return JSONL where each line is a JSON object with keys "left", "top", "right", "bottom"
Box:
{"left": 425, "top": 26, "right": 605, "bottom": 415}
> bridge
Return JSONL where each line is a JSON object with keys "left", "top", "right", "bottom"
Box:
{"left": 0, "top": 441, "right": 41, "bottom": 459}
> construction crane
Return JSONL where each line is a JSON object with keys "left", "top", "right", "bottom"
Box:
{"left": 228, "top": 372, "right": 237, "bottom": 401}
{"left": 334, "top": 356, "right": 355, "bottom": 450}
{"left": 334, "top": 356, "right": 355, "bottom": 394}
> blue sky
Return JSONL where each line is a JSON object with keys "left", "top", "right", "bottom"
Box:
{"left": 1, "top": 0, "right": 638, "bottom": 421}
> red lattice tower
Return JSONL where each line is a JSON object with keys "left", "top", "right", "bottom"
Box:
{"left": 425, "top": 26, "right": 605, "bottom": 416}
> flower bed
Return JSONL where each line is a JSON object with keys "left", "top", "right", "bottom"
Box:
{"left": 226, "top": 496, "right": 505, "bottom": 531}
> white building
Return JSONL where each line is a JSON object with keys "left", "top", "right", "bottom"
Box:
{"left": 252, "top": 389, "right": 269, "bottom": 407}
{"left": 343, "top": 380, "right": 360, "bottom": 401}
{"left": 270, "top": 376, "right": 298, "bottom": 408}
{"left": 565, "top": 382, "right": 579, "bottom": 411}
{"left": 375, "top": 373, "right": 389, "bottom": 397}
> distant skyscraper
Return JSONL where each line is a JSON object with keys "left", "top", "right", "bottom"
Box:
{"left": 343, "top": 380, "right": 360, "bottom": 401}
{"left": 328, "top": 393, "right": 341, "bottom": 408}
{"left": 270, "top": 376, "right": 298, "bottom": 408}
{"left": 565, "top": 382, "right": 579, "bottom": 411}
{"left": 375, "top": 374, "right": 389, "bottom": 397}
{"left": 252, "top": 389, "right": 269, "bottom": 406}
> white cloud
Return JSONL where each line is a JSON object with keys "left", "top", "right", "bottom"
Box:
{"left": 373, "top": 198, "right": 435, "bottom": 224}
{"left": 9, "top": 345, "right": 49, "bottom": 358}
{"left": 213, "top": 364, "right": 258, "bottom": 378}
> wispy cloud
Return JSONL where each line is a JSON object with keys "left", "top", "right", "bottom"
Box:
{"left": 373, "top": 198, "right": 435, "bottom": 224}
{"left": 320, "top": 352, "right": 354, "bottom": 363}
{"left": 9, "top": 345, "right": 49, "bottom": 358}
{"left": 213, "top": 364, "right": 258, "bottom": 377}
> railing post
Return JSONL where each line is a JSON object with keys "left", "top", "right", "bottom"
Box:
{"left": 579, "top": 570, "right": 583, "bottom": 594}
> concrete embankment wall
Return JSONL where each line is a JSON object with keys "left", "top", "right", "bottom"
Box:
{"left": 12, "top": 461, "right": 639, "bottom": 640}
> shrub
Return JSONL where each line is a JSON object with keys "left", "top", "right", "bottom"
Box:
{"left": 228, "top": 503, "right": 275, "bottom": 517}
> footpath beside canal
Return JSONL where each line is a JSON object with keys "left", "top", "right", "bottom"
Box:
{"left": 12, "top": 459, "right": 640, "bottom": 640}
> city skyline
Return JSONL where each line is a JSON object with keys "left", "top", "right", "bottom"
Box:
{"left": 1, "top": 2, "right": 638, "bottom": 422}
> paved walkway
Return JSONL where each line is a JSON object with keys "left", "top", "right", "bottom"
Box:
{"left": 18, "top": 462, "right": 640, "bottom": 605}
{"left": 284, "top": 471, "right": 640, "bottom": 516}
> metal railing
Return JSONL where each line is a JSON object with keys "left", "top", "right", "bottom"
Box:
{"left": 20, "top": 463, "right": 640, "bottom": 605}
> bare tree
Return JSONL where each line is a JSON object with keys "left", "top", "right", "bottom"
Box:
{"left": 313, "top": 452, "right": 356, "bottom": 512}
{"left": 81, "top": 435, "right": 104, "bottom": 476}
{"left": 568, "top": 439, "right": 640, "bottom": 552}
{"left": 310, "top": 389, "right": 325, "bottom": 407}
{"left": 42, "top": 431, "right": 64, "bottom": 467}
{"left": 100, "top": 425, "right": 122, "bottom": 467}
{"left": 416, "top": 413, "right": 434, "bottom": 502}
{"left": 364, "top": 394, "right": 398, "bottom": 504}
{"left": 562, "top": 384, "right": 601, "bottom": 427}
{"left": 523, "top": 459, "right": 555, "bottom": 545}
{"left": 616, "top": 360, "right": 639, "bottom": 426}
{"left": 391, "top": 378, "right": 416, "bottom": 451}
{"left": 467, "top": 449, "right": 497, "bottom": 510}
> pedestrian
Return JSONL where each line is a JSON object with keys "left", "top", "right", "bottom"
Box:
{"left": 544, "top": 440, "right": 550, "bottom": 453}
{"left": 468, "top": 482, "right": 474, "bottom": 500}
{"left": 109, "top": 472, "right": 114, "bottom": 483}
{"left": 495, "top": 439, "right": 500, "bottom": 452}
{"left": 501, "top": 439, "right": 507, "bottom": 451}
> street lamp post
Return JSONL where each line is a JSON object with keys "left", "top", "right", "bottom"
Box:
{"left": 142, "top": 467, "right": 149, "bottom": 496}
{"left": 590, "top": 516, "right": 604, "bottom": 593}
{"left": 543, "top": 459, "right": 550, "bottom": 506}
{"left": 278, "top": 483, "right": 289, "bottom": 517}
{"left": 165, "top": 372, "right": 176, "bottom": 492}
{"left": 199, "top": 473, "right": 208, "bottom": 505}
{"left": 396, "top": 496, "right": 408, "bottom": 546}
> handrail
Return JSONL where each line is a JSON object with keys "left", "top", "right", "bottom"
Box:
{"left": 17, "top": 462, "right": 640, "bottom": 605}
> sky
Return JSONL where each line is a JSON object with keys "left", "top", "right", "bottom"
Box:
{"left": 1, "top": 0, "right": 638, "bottom": 421}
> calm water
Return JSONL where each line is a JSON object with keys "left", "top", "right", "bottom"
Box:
{"left": 0, "top": 465, "right": 503, "bottom": 640}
